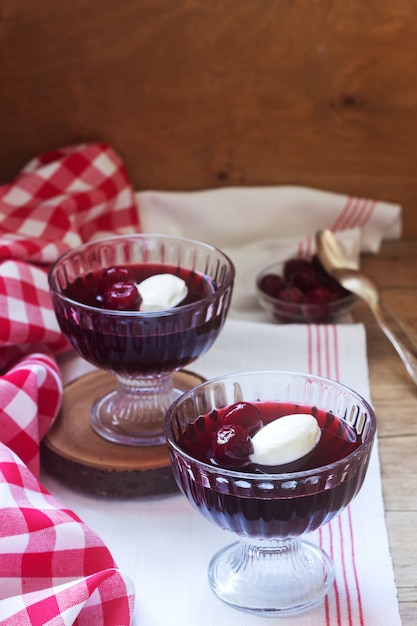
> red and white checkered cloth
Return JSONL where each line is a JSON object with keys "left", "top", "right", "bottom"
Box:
{"left": 0, "top": 144, "right": 139, "bottom": 624}
{"left": 0, "top": 354, "right": 135, "bottom": 625}
{"left": 0, "top": 142, "right": 140, "bottom": 372}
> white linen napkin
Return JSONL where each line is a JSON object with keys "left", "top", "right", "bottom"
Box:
{"left": 137, "top": 185, "right": 401, "bottom": 252}
{"left": 44, "top": 319, "right": 401, "bottom": 626}
{"left": 136, "top": 185, "right": 401, "bottom": 321}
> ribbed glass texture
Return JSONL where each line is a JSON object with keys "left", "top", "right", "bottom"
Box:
{"left": 165, "top": 370, "right": 376, "bottom": 614}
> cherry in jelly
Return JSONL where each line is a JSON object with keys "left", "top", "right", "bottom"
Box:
{"left": 103, "top": 282, "right": 142, "bottom": 310}
{"left": 219, "top": 402, "right": 263, "bottom": 434}
{"left": 98, "top": 265, "right": 136, "bottom": 294}
{"left": 212, "top": 424, "right": 253, "bottom": 467}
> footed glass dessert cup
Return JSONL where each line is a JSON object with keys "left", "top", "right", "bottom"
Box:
{"left": 49, "top": 234, "right": 234, "bottom": 446}
{"left": 164, "top": 370, "right": 376, "bottom": 615}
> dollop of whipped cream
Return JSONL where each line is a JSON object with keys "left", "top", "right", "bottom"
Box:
{"left": 249, "top": 413, "right": 321, "bottom": 466}
{"left": 137, "top": 273, "right": 188, "bottom": 311}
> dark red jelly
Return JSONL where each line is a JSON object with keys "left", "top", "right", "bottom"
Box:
{"left": 171, "top": 401, "right": 368, "bottom": 539}
{"left": 64, "top": 263, "right": 213, "bottom": 309}
{"left": 52, "top": 262, "right": 224, "bottom": 376}
{"left": 179, "top": 401, "right": 361, "bottom": 471}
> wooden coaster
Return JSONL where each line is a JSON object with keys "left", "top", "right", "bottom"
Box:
{"left": 41, "top": 369, "right": 204, "bottom": 498}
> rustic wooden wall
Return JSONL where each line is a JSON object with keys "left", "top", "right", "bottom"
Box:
{"left": 1, "top": 0, "right": 417, "bottom": 236}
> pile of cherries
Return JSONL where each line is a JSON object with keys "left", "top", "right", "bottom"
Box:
{"left": 258, "top": 255, "right": 352, "bottom": 321}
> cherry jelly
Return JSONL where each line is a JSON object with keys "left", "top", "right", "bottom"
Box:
{"left": 64, "top": 263, "right": 213, "bottom": 309}
{"left": 53, "top": 262, "right": 223, "bottom": 376}
{"left": 172, "top": 401, "right": 369, "bottom": 539}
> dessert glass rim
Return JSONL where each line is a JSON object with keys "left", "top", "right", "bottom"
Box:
{"left": 48, "top": 232, "right": 236, "bottom": 316}
{"left": 164, "top": 369, "right": 376, "bottom": 482}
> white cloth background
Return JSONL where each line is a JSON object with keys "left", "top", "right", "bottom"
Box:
{"left": 137, "top": 185, "right": 401, "bottom": 321}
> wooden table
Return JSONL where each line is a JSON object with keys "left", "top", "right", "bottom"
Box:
{"left": 3, "top": 3, "right": 417, "bottom": 240}
{"left": 353, "top": 239, "right": 417, "bottom": 625}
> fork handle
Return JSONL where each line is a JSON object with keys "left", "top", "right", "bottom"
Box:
{"left": 372, "top": 300, "right": 417, "bottom": 385}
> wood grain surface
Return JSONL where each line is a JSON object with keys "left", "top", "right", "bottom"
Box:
{"left": 41, "top": 369, "right": 204, "bottom": 497}
{"left": 355, "top": 240, "right": 417, "bottom": 625}
{"left": 1, "top": 1, "right": 417, "bottom": 235}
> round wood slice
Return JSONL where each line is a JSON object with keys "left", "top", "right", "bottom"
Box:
{"left": 41, "top": 369, "right": 205, "bottom": 498}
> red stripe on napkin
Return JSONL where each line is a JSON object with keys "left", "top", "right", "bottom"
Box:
{"left": 307, "top": 324, "right": 340, "bottom": 381}
{"left": 331, "top": 196, "right": 376, "bottom": 232}
{"left": 296, "top": 235, "right": 315, "bottom": 259}
{"left": 356, "top": 200, "right": 376, "bottom": 229}
{"left": 307, "top": 325, "right": 365, "bottom": 626}
{"left": 338, "top": 514, "right": 358, "bottom": 626}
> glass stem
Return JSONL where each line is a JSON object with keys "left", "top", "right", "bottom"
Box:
{"left": 91, "top": 371, "right": 178, "bottom": 446}
{"left": 208, "top": 537, "right": 334, "bottom": 615}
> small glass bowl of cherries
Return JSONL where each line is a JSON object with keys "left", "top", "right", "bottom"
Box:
{"left": 256, "top": 254, "right": 357, "bottom": 323}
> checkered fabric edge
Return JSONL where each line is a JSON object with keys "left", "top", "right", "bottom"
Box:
{"left": 0, "top": 353, "right": 62, "bottom": 477}
{"left": 0, "top": 260, "right": 70, "bottom": 371}
{"left": 0, "top": 142, "right": 140, "bottom": 264}
{"left": 0, "top": 444, "right": 134, "bottom": 625}
{"left": 0, "top": 142, "right": 141, "bottom": 371}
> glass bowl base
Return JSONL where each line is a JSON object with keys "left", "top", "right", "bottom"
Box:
{"left": 208, "top": 538, "right": 335, "bottom": 616}
{"left": 86, "top": 370, "right": 204, "bottom": 447}
{"left": 90, "top": 370, "right": 202, "bottom": 446}
{"left": 91, "top": 387, "right": 180, "bottom": 446}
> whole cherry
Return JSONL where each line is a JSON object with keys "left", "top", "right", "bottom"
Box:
{"left": 259, "top": 274, "right": 285, "bottom": 298}
{"left": 98, "top": 265, "right": 136, "bottom": 294}
{"left": 212, "top": 424, "right": 254, "bottom": 467}
{"left": 103, "top": 282, "right": 142, "bottom": 310}
{"left": 181, "top": 410, "right": 220, "bottom": 462}
{"left": 220, "top": 402, "right": 264, "bottom": 435}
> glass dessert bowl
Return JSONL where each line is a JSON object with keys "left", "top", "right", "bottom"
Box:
{"left": 256, "top": 255, "right": 357, "bottom": 323}
{"left": 164, "top": 370, "right": 376, "bottom": 615}
{"left": 48, "top": 234, "right": 235, "bottom": 446}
